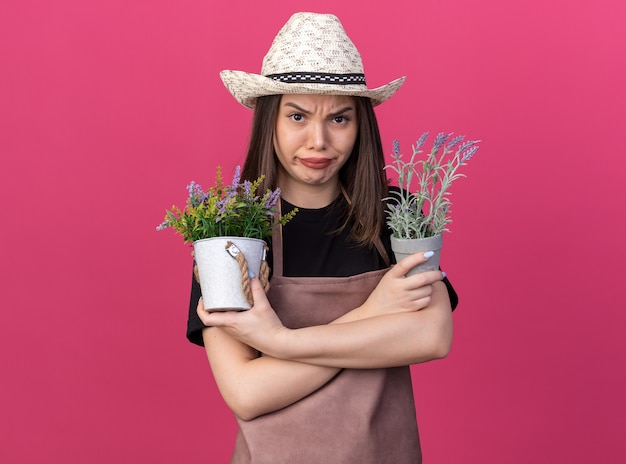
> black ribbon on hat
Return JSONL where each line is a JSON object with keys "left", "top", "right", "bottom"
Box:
{"left": 266, "top": 72, "right": 366, "bottom": 85}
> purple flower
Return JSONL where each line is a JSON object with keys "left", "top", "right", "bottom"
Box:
{"left": 186, "top": 181, "right": 201, "bottom": 196}
{"left": 415, "top": 132, "right": 429, "bottom": 151}
{"left": 242, "top": 180, "right": 253, "bottom": 199}
{"left": 264, "top": 188, "right": 281, "bottom": 209}
{"left": 461, "top": 145, "right": 479, "bottom": 162}
{"left": 156, "top": 220, "right": 169, "bottom": 231}
{"left": 231, "top": 165, "right": 241, "bottom": 189}
{"left": 216, "top": 189, "right": 237, "bottom": 219}
{"left": 433, "top": 132, "right": 452, "bottom": 151}
{"left": 186, "top": 181, "right": 207, "bottom": 206}
{"left": 457, "top": 140, "right": 476, "bottom": 154}
{"left": 392, "top": 139, "right": 401, "bottom": 157}
{"left": 446, "top": 135, "right": 465, "bottom": 149}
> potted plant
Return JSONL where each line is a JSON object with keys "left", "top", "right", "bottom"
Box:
{"left": 384, "top": 132, "right": 480, "bottom": 275}
{"left": 157, "top": 165, "right": 296, "bottom": 311}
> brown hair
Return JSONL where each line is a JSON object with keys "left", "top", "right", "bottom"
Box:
{"left": 241, "top": 95, "right": 388, "bottom": 248}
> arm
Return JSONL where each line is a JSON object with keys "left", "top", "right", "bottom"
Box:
{"left": 201, "top": 321, "right": 340, "bottom": 421}
{"left": 201, "top": 251, "right": 451, "bottom": 370}
{"left": 199, "top": 251, "right": 440, "bottom": 420}
{"left": 272, "top": 280, "right": 452, "bottom": 368}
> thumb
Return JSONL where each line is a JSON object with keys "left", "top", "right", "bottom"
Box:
{"left": 392, "top": 251, "right": 434, "bottom": 277}
{"left": 249, "top": 276, "right": 269, "bottom": 305}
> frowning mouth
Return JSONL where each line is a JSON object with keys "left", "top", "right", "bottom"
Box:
{"left": 299, "top": 157, "right": 333, "bottom": 169}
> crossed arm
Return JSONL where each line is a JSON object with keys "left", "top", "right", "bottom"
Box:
{"left": 198, "top": 252, "right": 453, "bottom": 421}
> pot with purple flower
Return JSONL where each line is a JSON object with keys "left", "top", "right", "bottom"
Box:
{"left": 385, "top": 132, "right": 480, "bottom": 276}
{"left": 157, "top": 166, "right": 296, "bottom": 311}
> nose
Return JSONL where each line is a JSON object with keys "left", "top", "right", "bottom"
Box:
{"left": 307, "top": 122, "right": 327, "bottom": 151}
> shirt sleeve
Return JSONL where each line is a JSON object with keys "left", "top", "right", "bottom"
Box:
{"left": 186, "top": 263, "right": 207, "bottom": 346}
{"left": 442, "top": 275, "right": 459, "bottom": 311}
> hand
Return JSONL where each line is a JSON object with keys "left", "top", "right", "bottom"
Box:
{"left": 197, "top": 277, "right": 288, "bottom": 355}
{"left": 358, "top": 251, "right": 444, "bottom": 319}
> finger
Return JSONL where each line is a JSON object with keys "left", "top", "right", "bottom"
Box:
{"left": 196, "top": 297, "right": 237, "bottom": 327}
{"left": 196, "top": 297, "right": 213, "bottom": 325}
{"left": 407, "top": 283, "right": 434, "bottom": 300}
{"left": 201, "top": 308, "right": 238, "bottom": 328}
{"left": 404, "top": 270, "right": 444, "bottom": 288}
{"left": 391, "top": 251, "right": 437, "bottom": 277}
{"left": 410, "top": 296, "right": 432, "bottom": 311}
{"left": 249, "top": 276, "right": 268, "bottom": 305}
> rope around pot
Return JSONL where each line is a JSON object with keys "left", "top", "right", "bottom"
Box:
{"left": 224, "top": 241, "right": 270, "bottom": 306}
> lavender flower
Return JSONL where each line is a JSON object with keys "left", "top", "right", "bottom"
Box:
{"left": 446, "top": 134, "right": 465, "bottom": 150}
{"left": 457, "top": 139, "right": 476, "bottom": 154}
{"left": 264, "top": 188, "right": 281, "bottom": 209}
{"left": 231, "top": 165, "right": 241, "bottom": 188}
{"left": 242, "top": 180, "right": 253, "bottom": 199}
{"left": 392, "top": 139, "right": 401, "bottom": 157}
{"left": 186, "top": 181, "right": 207, "bottom": 206}
{"left": 433, "top": 132, "right": 452, "bottom": 151}
{"left": 215, "top": 189, "right": 237, "bottom": 221}
{"left": 415, "top": 132, "right": 429, "bottom": 151}
{"left": 385, "top": 132, "right": 480, "bottom": 238}
{"left": 461, "top": 145, "right": 480, "bottom": 162}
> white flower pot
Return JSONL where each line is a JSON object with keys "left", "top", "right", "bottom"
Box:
{"left": 193, "top": 236, "right": 267, "bottom": 312}
{"left": 390, "top": 234, "right": 443, "bottom": 276}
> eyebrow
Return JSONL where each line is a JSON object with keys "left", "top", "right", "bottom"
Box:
{"left": 282, "top": 102, "right": 355, "bottom": 118}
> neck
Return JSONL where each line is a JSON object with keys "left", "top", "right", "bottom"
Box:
{"left": 278, "top": 176, "right": 341, "bottom": 209}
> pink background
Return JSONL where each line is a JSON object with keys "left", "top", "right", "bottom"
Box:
{"left": 1, "top": 0, "right": 625, "bottom": 462}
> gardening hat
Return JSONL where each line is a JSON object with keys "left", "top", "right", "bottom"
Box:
{"left": 220, "top": 12, "right": 406, "bottom": 109}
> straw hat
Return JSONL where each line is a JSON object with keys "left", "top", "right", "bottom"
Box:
{"left": 220, "top": 12, "right": 406, "bottom": 109}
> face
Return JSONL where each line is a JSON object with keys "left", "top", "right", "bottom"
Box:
{"left": 273, "top": 94, "right": 358, "bottom": 203}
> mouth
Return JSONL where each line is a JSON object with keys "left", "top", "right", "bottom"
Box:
{"left": 299, "top": 157, "right": 333, "bottom": 169}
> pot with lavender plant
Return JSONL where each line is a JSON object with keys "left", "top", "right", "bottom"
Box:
{"left": 385, "top": 132, "right": 479, "bottom": 276}
{"left": 157, "top": 166, "right": 296, "bottom": 311}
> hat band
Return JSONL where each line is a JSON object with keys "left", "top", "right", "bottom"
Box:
{"left": 266, "top": 72, "right": 366, "bottom": 85}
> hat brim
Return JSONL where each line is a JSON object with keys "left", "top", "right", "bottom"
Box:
{"left": 220, "top": 70, "right": 406, "bottom": 109}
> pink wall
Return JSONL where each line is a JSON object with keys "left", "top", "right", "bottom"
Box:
{"left": 1, "top": 1, "right": 624, "bottom": 462}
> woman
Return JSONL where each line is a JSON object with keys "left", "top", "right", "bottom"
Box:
{"left": 187, "top": 12, "right": 458, "bottom": 463}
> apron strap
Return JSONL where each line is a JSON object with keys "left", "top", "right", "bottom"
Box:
{"left": 272, "top": 204, "right": 285, "bottom": 278}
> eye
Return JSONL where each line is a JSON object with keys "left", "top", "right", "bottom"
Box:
{"left": 289, "top": 113, "right": 304, "bottom": 122}
{"left": 332, "top": 115, "right": 350, "bottom": 124}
